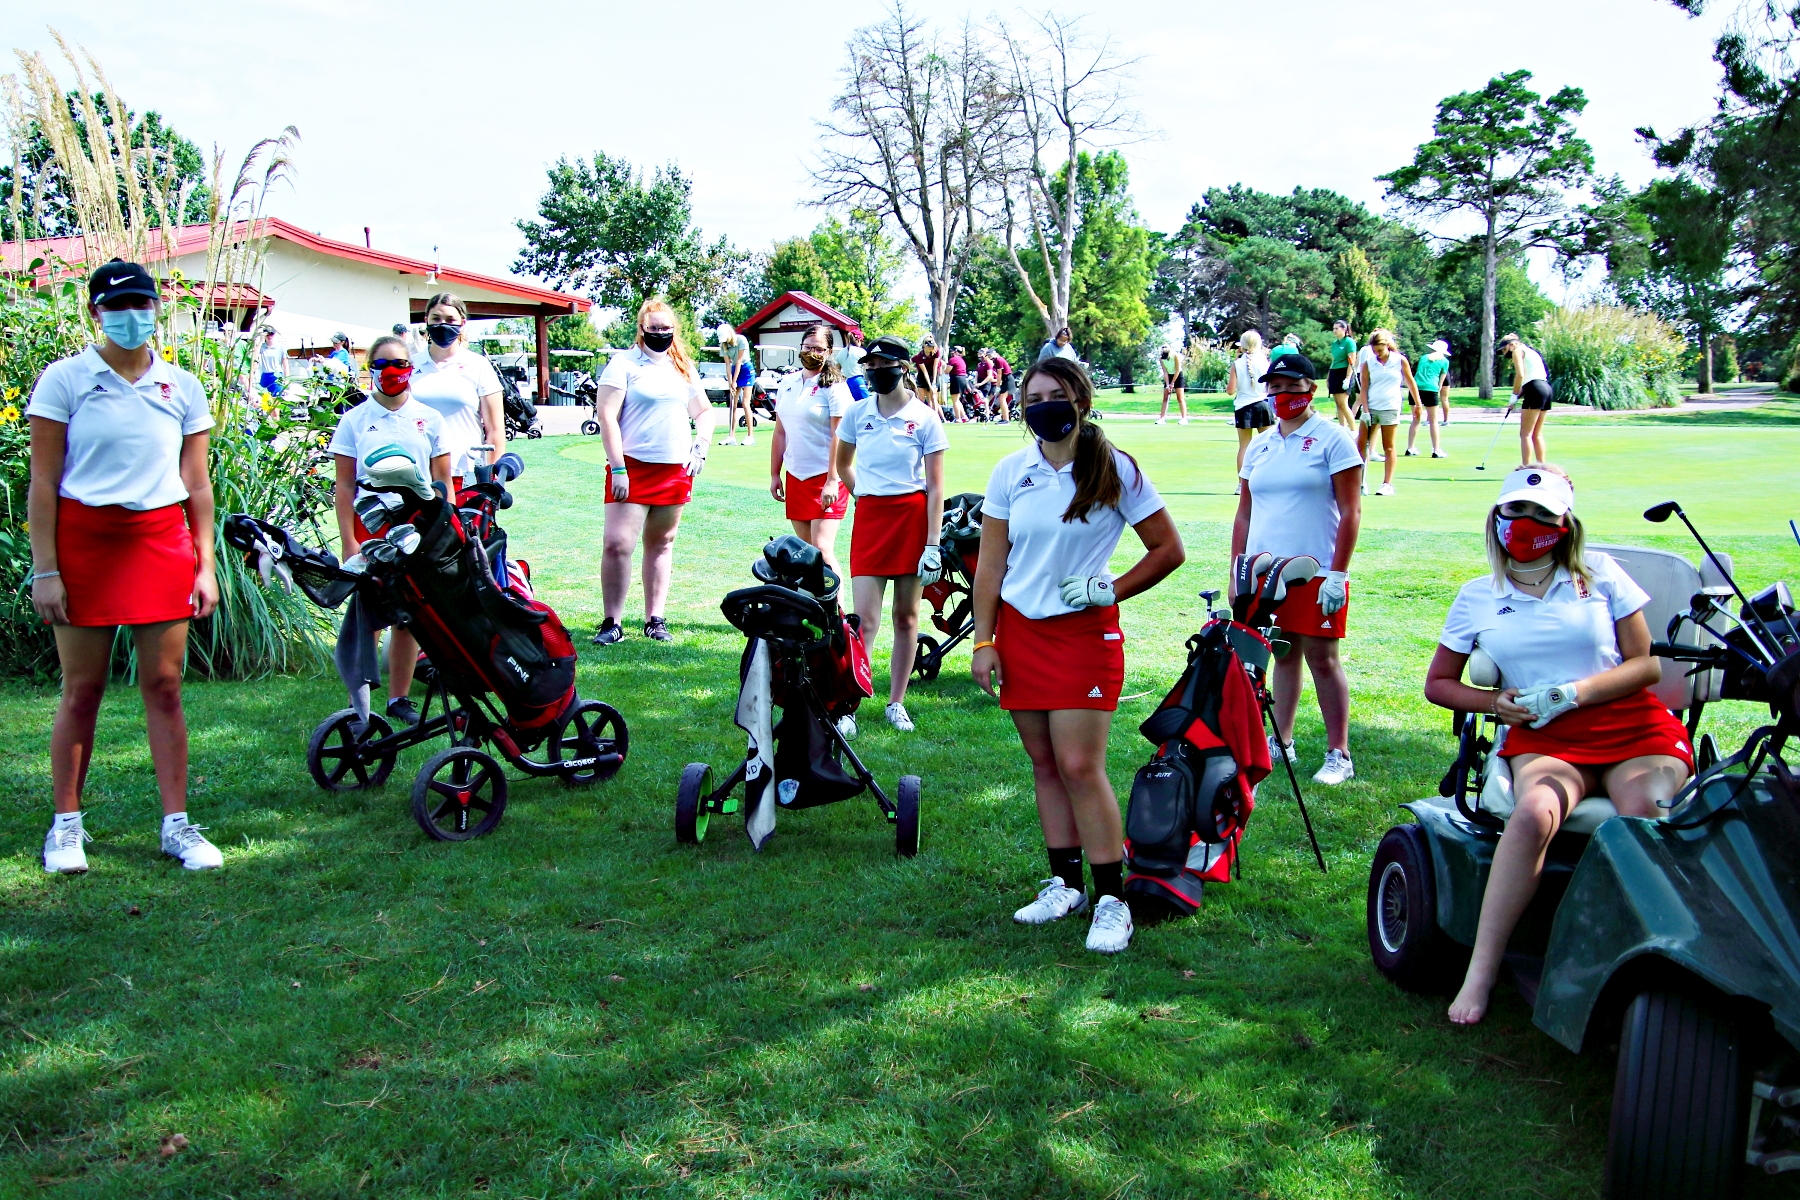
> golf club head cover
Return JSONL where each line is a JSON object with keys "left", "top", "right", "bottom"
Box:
{"left": 1230, "top": 553, "right": 1272, "bottom": 621}
{"left": 1251, "top": 555, "right": 1320, "bottom": 626}
{"left": 360, "top": 445, "right": 435, "bottom": 500}
{"left": 493, "top": 451, "right": 526, "bottom": 484}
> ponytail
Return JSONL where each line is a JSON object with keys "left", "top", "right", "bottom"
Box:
{"left": 1018, "top": 357, "right": 1136, "bottom": 523}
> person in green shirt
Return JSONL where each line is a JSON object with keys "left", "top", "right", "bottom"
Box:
{"left": 1404, "top": 338, "right": 1451, "bottom": 458}
{"left": 1326, "top": 319, "right": 1358, "bottom": 429}
{"left": 1269, "top": 333, "right": 1303, "bottom": 362}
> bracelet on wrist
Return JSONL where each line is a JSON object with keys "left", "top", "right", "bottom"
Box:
{"left": 973, "top": 639, "right": 996, "bottom": 652}
{"left": 610, "top": 466, "right": 627, "bottom": 475}
{"left": 30, "top": 570, "right": 59, "bottom": 582}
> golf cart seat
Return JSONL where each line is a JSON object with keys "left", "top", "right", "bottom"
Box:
{"left": 1462, "top": 543, "right": 1729, "bottom": 836}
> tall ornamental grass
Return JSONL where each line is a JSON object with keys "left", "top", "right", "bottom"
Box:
{"left": 1186, "top": 341, "right": 1232, "bottom": 392}
{"left": 1533, "top": 305, "right": 1686, "bottom": 410}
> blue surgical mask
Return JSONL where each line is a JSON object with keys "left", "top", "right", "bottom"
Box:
{"left": 100, "top": 308, "right": 157, "bottom": 350}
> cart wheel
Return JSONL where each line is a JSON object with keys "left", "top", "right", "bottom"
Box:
{"left": 580, "top": 419, "right": 601, "bottom": 436}
{"left": 1367, "top": 824, "right": 1467, "bottom": 993}
{"left": 676, "top": 762, "right": 713, "bottom": 844}
{"left": 504, "top": 426, "right": 516, "bottom": 441}
{"left": 410, "top": 747, "right": 508, "bottom": 841}
{"left": 527, "top": 426, "right": 543, "bottom": 440}
{"left": 912, "top": 634, "right": 941, "bottom": 682}
{"left": 894, "top": 775, "right": 921, "bottom": 857}
{"left": 307, "top": 709, "right": 396, "bottom": 791}
{"left": 1605, "top": 991, "right": 1747, "bottom": 1200}
{"left": 549, "top": 699, "right": 629, "bottom": 786}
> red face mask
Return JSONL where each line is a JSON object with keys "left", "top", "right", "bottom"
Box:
{"left": 377, "top": 363, "right": 413, "bottom": 396}
{"left": 1497, "top": 515, "right": 1567, "bottom": 560}
{"left": 1272, "top": 391, "right": 1312, "bottom": 420}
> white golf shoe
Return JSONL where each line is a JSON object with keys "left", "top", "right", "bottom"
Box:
{"left": 1013, "top": 877, "right": 1089, "bottom": 925}
{"left": 885, "top": 702, "right": 914, "bottom": 732}
{"left": 1313, "top": 749, "right": 1355, "bottom": 786}
{"left": 836, "top": 714, "right": 858, "bottom": 740}
{"left": 1375, "top": 482, "right": 1396, "bottom": 496}
{"left": 43, "top": 815, "right": 91, "bottom": 875}
{"left": 1268, "top": 734, "right": 1297, "bottom": 764}
{"left": 1085, "top": 895, "right": 1134, "bottom": 954}
{"left": 161, "top": 819, "right": 223, "bottom": 870}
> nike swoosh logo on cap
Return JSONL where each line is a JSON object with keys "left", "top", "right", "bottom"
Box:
{"left": 108, "top": 275, "right": 132, "bottom": 286}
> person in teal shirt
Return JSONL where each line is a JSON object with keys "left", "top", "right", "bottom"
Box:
{"left": 1326, "top": 320, "right": 1358, "bottom": 428}
{"left": 1269, "top": 333, "right": 1303, "bottom": 362}
{"left": 1405, "top": 338, "right": 1451, "bottom": 458}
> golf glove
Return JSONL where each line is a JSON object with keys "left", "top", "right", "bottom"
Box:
{"left": 917, "top": 544, "right": 944, "bottom": 585}
{"left": 1318, "top": 570, "right": 1349, "bottom": 616}
{"left": 1060, "top": 575, "right": 1116, "bottom": 608}
{"left": 686, "top": 442, "right": 707, "bottom": 476}
{"left": 1516, "top": 681, "right": 1579, "bottom": 728}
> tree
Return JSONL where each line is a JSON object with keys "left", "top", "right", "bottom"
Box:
{"left": 1380, "top": 71, "right": 1595, "bottom": 396}
{"left": 809, "top": 210, "right": 922, "bottom": 338}
{"left": 514, "top": 152, "right": 744, "bottom": 319}
{"left": 1059, "top": 152, "right": 1160, "bottom": 387}
{"left": 814, "top": 2, "right": 1012, "bottom": 344}
{"left": 996, "top": 13, "right": 1141, "bottom": 340}
{"left": 761, "top": 236, "right": 832, "bottom": 300}
{"left": 1333, "top": 244, "right": 1396, "bottom": 339}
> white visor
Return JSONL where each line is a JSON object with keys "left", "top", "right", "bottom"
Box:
{"left": 1496, "top": 468, "right": 1574, "bottom": 516}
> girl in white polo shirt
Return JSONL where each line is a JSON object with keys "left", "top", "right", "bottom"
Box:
{"left": 329, "top": 334, "right": 453, "bottom": 726}
{"left": 1425, "top": 465, "right": 1692, "bottom": 1025}
{"left": 1227, "top": 330, "right": 1272, "bottom": 492}
{"left": 27, "top": 260, "right": 224, "bottom": 874}
{"left": 1356, "top": 329, "right": 1420, "bottom": 497}
{"left": 771, "top": 323, "right": 853, "bottom": 572}
{"left": 593, "top": 298, "right": 716, "bottom": 645}
{"left": 832, "top": 337, "right": 948, "bottom": 733}
{"left": 408, "top": 292, "right": 503, "bottom": 491}
{"left": 971, "top": 356, "right": 1185, "bottom": 955}
{"left": 1234, "top": 352, "right": 1364, "bottom": 787}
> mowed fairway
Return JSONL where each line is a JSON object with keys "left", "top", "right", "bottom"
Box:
{"left": 2, "top": 409, "right": 1797, "bottom": 1198}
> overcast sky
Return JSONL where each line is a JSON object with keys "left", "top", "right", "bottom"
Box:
{"left": 6, "top": 0, "right": 1733, "bottom": 301}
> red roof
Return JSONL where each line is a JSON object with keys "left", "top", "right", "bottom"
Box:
{"left": 0, "top": 218, "right": 588, "bottom": 313}
{"left": 736, "top": 290, "right": 861, "bottom": 339}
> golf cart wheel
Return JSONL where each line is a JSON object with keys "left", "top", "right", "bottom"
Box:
{"left": 549, "top": 699, "right": 628, "bottom": 786}
{"left": 676, "top": 762, "right": 712, "bottom": 844}
{"left": 527, "top": 426, "right": 543, "bottom": 440}
{"left": 410, "top": 747, "right": 508, "bottom": 841}
{"left": 580, "top": 419, "right": 601, "bottom": 436}
{"left": 912, "top": 634, "right": 942, "bottom": 682}
{"left": 307, "top": 709, "right": 397, "bottom": 792}
{"left": 1604, "top": 990, "right": 1747, "bottom": 1200}
{"left": 1367, "top": 824, "right": 1467, "bottom": 994}
{"left": 894, "top": 775, "right": 921, "bottom": 857}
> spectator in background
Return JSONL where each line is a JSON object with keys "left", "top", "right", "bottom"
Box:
{"left": 1270, "top": 333, "right": 1303, "bottom": 362}
{"left": 835, "top": 327, "right": 869, "bottom": 402}
{"left": 1356, "top": 329, "right": 1421, "bottom": 497}
{"left": 717, "top": 321, "right": 756, "bottom": 446}
{"left": 947, "top": 345, "right": 970, "bottom": 422}
{"left": 1405, "top": 338, "right": 1451, "bottom": 459}
{"left": 1498, "top": 332, "right": 1553, "bottom": 466}
{"left": 326, "top": 332, "right": 356, "bottom": 385}
{"left": 1227, "top": 330, "right": 1272, "bottom": 492}
{"left": 912, "top": 336, "right": 943, "bottom": 412}
{"left": 1155, "top": 344, "right": 1188, "bottom": 426}
{"left": 991, "top": 347, "right": 1015, "bottom": 421}
{"left": 256, "top": 327, "right": 285, "bottom": 397}
{"left": 1326, "top": 319, "right": 1358, "bottom": 429}
{"left": 1037, "top": 326, "right": 1079, "bottom": 364}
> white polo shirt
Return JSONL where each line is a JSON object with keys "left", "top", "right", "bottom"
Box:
{"left": 776, "top": 372, "right": 852, "bottom": 479}
{"left": 409, "top": 347, "right": 501, "bottom": 477}
{"left": 838, "top": 396, "right": 948, "bottom": 496}
{"left": 328, "top": 396, "right": 447, "bottom": 505}
{"left": 597, "top": 348, "right": 703, "bottom": 464}
{"left": 983, "top": 443, "right": 1164, "bottom": 620}
{"left": 27, "top": 346, "right": 214, "bottom": 511}
{"left": 1439, "top": 554, "right": 1649, "bottom": 693}
{"left": 1240, "top": 414, "right": 1363, "bottom": 565}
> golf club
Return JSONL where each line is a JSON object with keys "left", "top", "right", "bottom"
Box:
{"left": 1790, "top": 518, "right": 1799, "bottom": 551}
{"left": 1475, "top": 403, "right": 1516, "bottom": 471}
{"left": 1644, "top": 501, "right": 1785, "bottom": 663}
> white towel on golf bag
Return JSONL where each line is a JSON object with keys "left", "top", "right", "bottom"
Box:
{"left": 736, "top": 638, "right": 776, "bottom": 851}
{"left": 1480, "top": 726, "right": 1514, "bottom": 819}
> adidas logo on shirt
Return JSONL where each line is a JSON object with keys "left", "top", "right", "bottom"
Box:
{"left": 1087, "top": 686, "right": 1103, "bottom": 698}
{"left": 1019, "top": 476, "right": 1035, "bottom": 487}
{"left": 1496, "top": 605, "right": 1516, "bottom": 615}
{"left": 862, "top": 420, "right": 876, "bottom": 430}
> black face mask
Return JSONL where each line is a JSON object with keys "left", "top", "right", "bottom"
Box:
{"left": 642, "top": 329, "right": 675, "bottom": 352}
{"left": 1024, "top": 399, "right": 1079, "bottom": 442}
{"left": 866, "top": 365, "right": 907, "bottom": 395}
{"left": 426, "top": 322, "right": 461, "bottom": 348}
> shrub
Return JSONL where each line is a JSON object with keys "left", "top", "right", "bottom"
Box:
{"left": 1186, "top": 342, "right": 1232, "bottom": 392}
{"left": 1533, "top": 305, "right": 1686, "bottom": 410}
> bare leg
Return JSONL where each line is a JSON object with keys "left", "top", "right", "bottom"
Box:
{"left": 1406, "top": 402, "right": 1422, "bottom": 453}
{"left": 49, "top": 625, "right": 114, "bottom": 815}
{"left": 1532, "top": 411, "right": 1548, "bottom": 464}
{"left": 1175, "top": 388, "right": 1188, "bottom": 420}
{"left": 852, "top": 575, "right": 888, "bottom": 666}
{"left": 1427, "top": 405, "right": 1443, "bottom": 454}
{"left": 1011, "top": 708, "right": 1123, "bottom": 863}
{"left": 132, "top": 619, "right": 192, "bottom": 815}
{"left": 1517, "top": 409, "right": 1542, "bottom": 467}
{"left": 886, "top": 575, "right": 922, "bottom": 704}
{"left": 1235, "top": 426, "right": 1253, "bottom": 474}
{"left": 638, "top": 503, "right": 684, "bottom": 619}
{"left": 602, "top": 501, "right": 650, "bottom": 623}
{"left": 386, "top": 628, "right": 419, "bottom": 700}
{"left": 1332, "top": 392, "right": 1353, "bottom": 428}
{"left": 1604, "top": 754, "right": 1690, "bottom": 817}
{"left": 1300, "top": 633, "right": 1350, "bottom": 752}
{"left": 1269, "top": 644, "right": 1305, "bottom": 745}
{"left": 1381, "top": 423, "right": 1397, "bottom": 483}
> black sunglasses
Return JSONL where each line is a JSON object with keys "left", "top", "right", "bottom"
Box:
{"left": 369, "top": 358, "right": 410, "bottom": 371}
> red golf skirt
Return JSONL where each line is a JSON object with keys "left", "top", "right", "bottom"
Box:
{"left": 1270, "top": 576, "right": 1350, "bottom": 639}
{"left": 785, "top": 471, "right": 848, "bottom": 521}
{"left": 850, "top": 491, "right": 928, "bottom": 577}
{"left": 56, "top": 497, "right": 196, "bottom": 627}
{"left": 996, "top": 601, "right": 1125, "bottom": 711}
{"left": 609, "top": 456, "right": 692, "bottom": 507}
{"left": 1500, "top": 687, "right": 1694, "bottom": 769}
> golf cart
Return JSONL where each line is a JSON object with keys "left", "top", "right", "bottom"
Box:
{"left": 1368, "top": 502, "right": 1800, "bottom": 1198}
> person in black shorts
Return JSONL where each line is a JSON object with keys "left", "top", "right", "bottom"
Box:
{"left": 1498, "top": 333, "right": 1554, "bottom": 465}
{"left": 1326, "top": 319, "right": 1358, "bottom": 428}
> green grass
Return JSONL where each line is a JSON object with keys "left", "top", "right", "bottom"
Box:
{"left": 3, "top": 418, "right": 1798, "bottom": 1197}
{"left": 1094, "top": 384, "right": 1800, "bottom": 423}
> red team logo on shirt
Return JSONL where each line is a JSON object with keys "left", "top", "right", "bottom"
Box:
{"left": 160, "top": 382, "right": 172, "bottom": 400}
{"left": 1301, "top": 437, "right": 1315, "bottom": 451}
{"left": 905, "top": 422, "right": 916, "bottom": 433}
{"left": 416, "top": 419, "right": 427, "bottom": 432}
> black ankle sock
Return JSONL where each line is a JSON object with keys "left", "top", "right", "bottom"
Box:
{"left": 1090, "top": 860, "right": 1123, "bottom": 902}
{"left": 1047, "top": 846, "right": 1084, "bottom": 892}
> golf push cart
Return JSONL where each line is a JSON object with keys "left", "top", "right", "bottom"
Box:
{"left": 1368, "top": 501, "right": 1800, "bottom": 1196}
{"left": 674, "top": 536, "right": 921, "bottom": 856}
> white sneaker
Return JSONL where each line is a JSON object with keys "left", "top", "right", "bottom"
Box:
{"left": 1372, "top": 452, "right": 1385, "bottom": 461}
{"left": 1360, "top": 482, "right": 1368, "bottom": 495}
{"left": 1179, "top": 418, "right": 1190, "bottom": 426}
{"left": 1375, "top": 482, "right": 1395, "bottom": 496}
{"left": 885, "top": 702, "right": 914, "bottom": 732}
{"left": 1154, "top": 417, "right": 1166, "bottom": 425}
{"left": 1268, "top": 734, "right": 1296, "bottom": 764}
{"left": 836, "top": 714, "right": 857, "bottom": 740}
{"left": 744, "top": 434, "right": 755, "bottom": 446}
{"left": 1085, "top": 895, "right": 1134, "bottom": 954}
{"left": 720, "top": 435, "right": 737, "bottom": 446}
{"left": 1013, "top": 877, "right": 1089, "bottom": 925}
{"left": 1313, "top": 749, "right": 1355, "bottom": 786}
{"left": 161, "top": 820, "right": 223, "bottom": 870}
{"left": 43, "top": 816, "right": 91, "bottom": 874}
{"left": 1431, "top": 450, "right": 1448, "bottom": 458}
{"left": 1232, "top": 482, "right": 1242, "bottom": 496}
{"left": 1403, "top": 448, "right": 1419, "bottom": 456}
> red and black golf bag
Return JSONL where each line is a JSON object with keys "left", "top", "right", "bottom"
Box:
{"left": 1123, "top": 620, "right": 1274, "bottom": 919}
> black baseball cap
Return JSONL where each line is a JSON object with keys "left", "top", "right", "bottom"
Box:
{"left": 1260, "top": 352, "right": 1318, "bottom": 382}
{"left": 862, "top": 335, "right": 913, "bottom": 363}
{"left": 86, "top": 259, "right": 160, "bottom": 307}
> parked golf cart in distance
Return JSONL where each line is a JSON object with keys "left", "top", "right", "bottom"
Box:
{"left": 1368, "top": 507, "right": 1800, "bottom": 1198}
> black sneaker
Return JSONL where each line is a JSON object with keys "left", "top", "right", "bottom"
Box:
{"left": 386, "top": 696, "right": 420, "bottom": 727}
{"left": 592, "top": 620, "right": 624, "bottom": 646}
{"left": 644, "top": 616, "right": 673, "bottom": 643}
